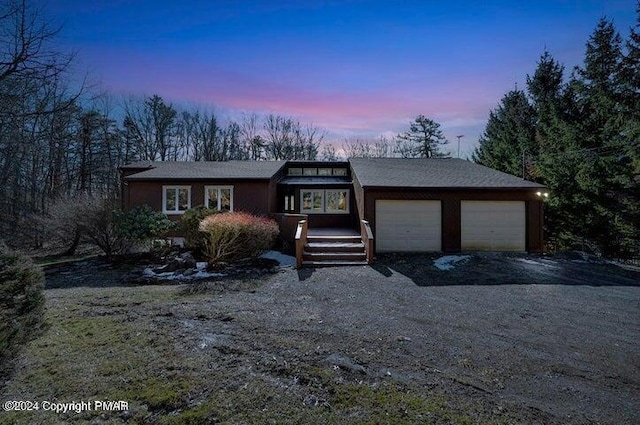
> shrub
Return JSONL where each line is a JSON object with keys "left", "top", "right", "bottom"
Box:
{"left": 116, "top": 205, "right": 175, "bottom": 245}
{"left": 199, "top": 212, "right": 279, "bottom": 262}
{"left": 0, "top": 245, "right": 45, "bottom": 362}
{"left": 37, "top": 193, "right": 94, "bottom": 255}
{"left": 38, "top": 196, "right": 175, "bottom": 259}
{"left": 182, "top": 206, "right": 219, "bottom": 252}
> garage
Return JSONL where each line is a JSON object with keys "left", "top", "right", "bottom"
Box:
{"left": 375, "top": 200, "right": 441, "bottom": 252}
{"left": 461, "top": 201, "right": 526, "bottom": 251}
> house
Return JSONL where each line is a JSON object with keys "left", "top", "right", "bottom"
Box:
{"left": 120, "top": 158, "right": 546, "bottom": 266}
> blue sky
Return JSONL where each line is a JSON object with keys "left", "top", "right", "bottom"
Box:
{"left": 44, "top": 0, "right": 636, "bottom": 156}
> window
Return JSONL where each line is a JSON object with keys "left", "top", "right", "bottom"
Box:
{"left": 303, "top": 168, "right": 318, "bottom": 176}
{"left": 284, "top": 195, "right": 295, "bottom": 211}
{"left": 326, "top": 190, "right": 349, "bottom": 213}
{"left": 288, "top": 168, "right": 302, "bottom": 176}
{"left": 205, "top": 186, "right": 233, "bottom": 212}
{"left": 300, "top": 189, "right": 349, "bottom": 214}
{"left": 163, "top": 186, "right": 191, "bottom": 214}
{"left": 301, "top": 190, "right": 324, "bottom": 213}
{"left": 332, "top": 168, "right": 347, "bottom": 176}
{"left": 318, "top": 168, "right": 332, "bottom": 176}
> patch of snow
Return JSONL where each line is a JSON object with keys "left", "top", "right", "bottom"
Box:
{"left": 261, "top": 250, "right": 296, "bottom": 267}
{"left": 518, "top": 258, "right": 559, "bottom": 268}
{"left": 196, "top": 261, "right": 208, "bottom": 270}
{"left": 433, "top": 255, "right": 471, "bottom": 271}
{"left": 142, "top": 268, "right": 226, "bottom": 281}
{"left": 160, "top": 271, "right": 226, "bottom": 281}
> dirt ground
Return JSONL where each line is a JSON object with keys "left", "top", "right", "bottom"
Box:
{"left": 1, "top": 253, "right": 639, "bottom": 424}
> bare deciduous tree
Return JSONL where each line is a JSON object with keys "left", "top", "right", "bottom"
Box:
{"left": 342, "top": 136, "right": 394, "bottom": 158}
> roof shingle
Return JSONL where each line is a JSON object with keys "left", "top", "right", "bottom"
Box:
{"left": 123, "top": 161, "right": 286, "bottom": 180}
{"left": 349, "top": 158, "right": 544, "bottom": 189}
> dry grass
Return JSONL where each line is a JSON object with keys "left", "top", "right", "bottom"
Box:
{"left": 1, "top": 282, "right": 520, "bottom": 425}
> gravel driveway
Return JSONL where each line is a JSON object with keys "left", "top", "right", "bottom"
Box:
{"left": 228, "top": 254, "right": 640, "bottom": 423}
{"left": 11, "top": 253, "right": 640, "bottom": 424}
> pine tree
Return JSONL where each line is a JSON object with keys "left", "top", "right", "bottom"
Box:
{"left": 617, "top": 4, "right": 640, "bottom": 256}
{"left": 473, "top": 89, "right": 536, "bottom": 178}
{"left": 395, "top": 115, "right": 448, "bottom": 158}
{"left": 572, "top": 17, "right": 633, "bottom": 255}
{"left": 621, "top": 2, "right": 640, "bottom": 173}
{"left": 527, "top": 51, "right": 565, "bottom": 110}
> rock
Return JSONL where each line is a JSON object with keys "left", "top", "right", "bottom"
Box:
{"left": 324, "top": 353, "right": 366, "bottom": 375}
{"left": 164, "top": 259, "right": 185, "bottom": 272}
{"left": 183, "top": 268, "right": 196, "bottom": 276}
{"left": 152, "top": 265, "right": 167, "bottom": 274}
{"left": 208, "top": 262, "right": 228, "bottom": 272}
{"left": 179, "top": 252, "right": 197, "bottom": 268}
{"left": 397, "top": 336, "right": 412, "bottom": 342}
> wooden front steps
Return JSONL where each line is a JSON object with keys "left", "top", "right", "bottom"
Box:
{"left": 302, "top": 235, "right": 368, "bottom": 267}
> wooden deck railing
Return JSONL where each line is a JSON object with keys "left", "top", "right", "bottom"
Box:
{"left": 361, "top": 220, "right": 374, "bottom": 264}
{"left": 294, "top": 219, "right": 308, "bottom": 268}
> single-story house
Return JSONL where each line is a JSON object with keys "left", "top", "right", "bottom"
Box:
{"left": 120, "top": 158, "right": 546, "bottom": 266}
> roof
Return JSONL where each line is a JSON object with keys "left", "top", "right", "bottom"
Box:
{"left": 349, "top": 158, "right": 545, "bottom": 189}
{"left": 122, "top": 158, "right": 545, "bottom": 189}
{"left": 123, "top": 161, "right": 286, "bottom": 180}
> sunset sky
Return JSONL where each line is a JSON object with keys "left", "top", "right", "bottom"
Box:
{"left": 45, "top": 0, "right": 635, "bottom": 157}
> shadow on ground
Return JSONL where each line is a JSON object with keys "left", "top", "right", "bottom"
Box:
{"left": 373, "top": 252, "right": 640, "bottom": 287}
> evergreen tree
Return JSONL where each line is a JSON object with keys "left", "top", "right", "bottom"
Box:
{"left": 474, "top": 12, "right": 639, "bottom": 256}
{"left": 527, "top": 51, "right": 565, "bottom": 110}
{"left": 572, "top": 17, "right": 635, "bottom": 255}
{"left": 618, "top": 4, "right": 640, "bottom": 256}
{"left": 473, "top": 89, "right": 536, "bottom": 179}
{"left": 395, "top": 115, "right": 448, "bottom": 158}
{"left": 621, "top": 2, "right": 640, "bottom": 174}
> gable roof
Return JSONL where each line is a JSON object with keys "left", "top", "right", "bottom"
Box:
{"left": 121, "top": 158, "right": 545, "bottom": 189}
{"left": 349, "top": 158, "right": 544, "bottom": 189}
{"left": 123, "top": 160, "right": 286, "bottom": 180}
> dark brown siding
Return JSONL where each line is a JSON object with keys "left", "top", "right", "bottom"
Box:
{"left": 442, "top": 198, "right": 461, "bottom": 252}
{"left": 268, "top": 164, "right": 287, "bottom": 213}
{"left": 362, "top": 188, "right": 544, "bottom": 254}
{"left": 527, "top": 200, "right": 544, "bottom": 253}
{"left": 125, "top": 180, "right": 272, "bottom": 216}
{"left": 351, "top": 170, "right": 365, "bottom": 223}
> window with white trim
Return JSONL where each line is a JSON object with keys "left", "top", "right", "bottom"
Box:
{"left": 205, "top": 186, "right": 233, "bottom": 212}
{"left": 325, "top": 190, "right": 349, "bottom": 213}
{"left": 284, "top": 195, "right": 295, "bottom": 211}
{"left": 300, "top": 189, "right": 349, "bottom": 214}
{"left": 301, "top": 190, "right": 324, "bottom": 213}
{"left": 163, "top": 186, "right": 191, "bottom": 214}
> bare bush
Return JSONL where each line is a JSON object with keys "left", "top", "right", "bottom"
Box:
{"left": 199, "top": 212, "right": 279, "bottom": 262}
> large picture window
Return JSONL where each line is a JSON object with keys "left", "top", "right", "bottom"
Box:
{"left": 163, "top": 186, "right": 191, "bottom": 214}
{"left": 301, "top": 190, "right": 324, "bottom": 213}
{"left": 205, "top": 186, "right": 233, "bottom": 212}
{"left": 300, "top": 189, "right": 349, "bottom": 214}
{"left": 326, "top": 190, "right": 348, "bottom": 212}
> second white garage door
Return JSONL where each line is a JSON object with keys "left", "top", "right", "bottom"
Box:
{"left": 461, "top": 201, "right": 526, "bottom": 251}
{"left": 375, "top": 200, "right": 441, "bottom": 252}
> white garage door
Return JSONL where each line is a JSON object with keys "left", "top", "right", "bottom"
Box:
{"left": 375, "top": 200, "right": 441, "bottom": 252}
{"left": 461, "top": 201, "right": 525, "bottom": 251}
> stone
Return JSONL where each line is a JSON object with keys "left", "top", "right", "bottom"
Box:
{"left": 324, "top": 353, "right": 366, "bottom": 375}
{"left": 179, "top": 252, "right": 197, "bottom": 268}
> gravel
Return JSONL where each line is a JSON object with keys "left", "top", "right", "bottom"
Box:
{"left": 19, "top": 252, "right": 640, "bottom": 424}
{"left": 214, "top": 253, "right": 640, "bottom": 424}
